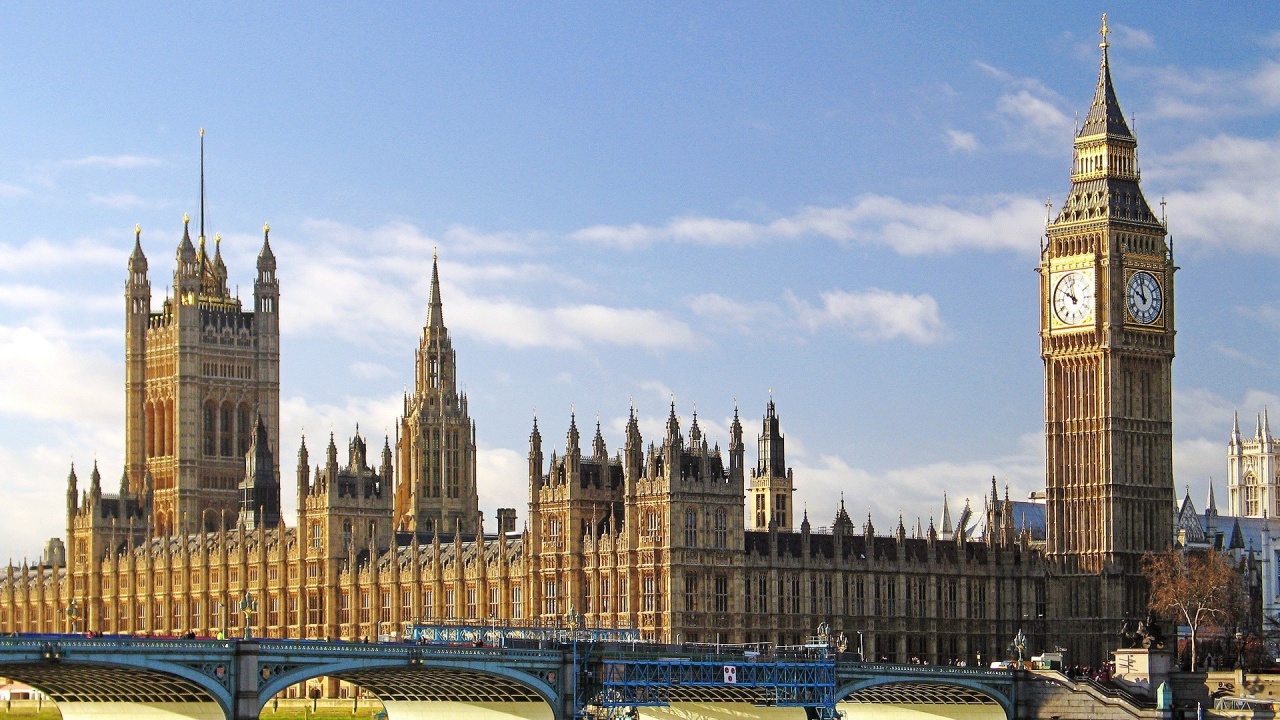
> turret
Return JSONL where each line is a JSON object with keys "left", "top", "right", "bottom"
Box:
{"left": 66, "top": 463, "right": 78, "bottom": 516}
{"left": 529, "top": 417, "right": 544, "bottom": 482}
{"left": 255, "top": 223, "right": 279, "bottom": 317}
{"left": 380, "top": 435, "right": 393, "bottom": 483}
{"left": 728, "top": 403, "right": 744, "bottom": 484}
{"left": 592, "top": 419, "right": 607, "bottom": 461}
{"left": 239, "top": 414, "right": 280, "bottom": 530}
{"left": 623, "top": 407, "right": 642, "bottom": 493}
{"left": 89, "top": 461, "right": 102, "bottom": 501}
{"left": 297, "top": 435, "right": 310, "bottom": 498}
{"left": 1231, "top": 412, "right": 1243, "bottom": 452}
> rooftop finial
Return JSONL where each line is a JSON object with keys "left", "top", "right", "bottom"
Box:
{"left": 134, "top": 223, "right": 141, "bottom": 239}
{"left": 1099, "top": 12, "right": 1110, "bottom": 52}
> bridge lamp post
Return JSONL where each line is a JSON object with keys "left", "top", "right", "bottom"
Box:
{"left": 857, "top": 631, "right": 864, "bottom": 662}
{"left": 240, "top": 591, "right": 258, "bottom": 640}
{"left": 65, "top": 599, "right": 81, "bottom": 635}
{"left": 1013, "top": 628, "right": 1026, "bottom": 664}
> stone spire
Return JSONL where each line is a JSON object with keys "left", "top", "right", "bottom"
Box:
{"left": 940, "top": 492, "right": 953, "bottom": 538}
{"left": 427, "top": 250, "right": 444, "bottom": 329}
{"left": 1079, "top": 14, "right": 1133, "bottom": 140}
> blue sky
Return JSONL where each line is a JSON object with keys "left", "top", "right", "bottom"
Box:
{"left": 0, "top": 3, "right": 1278, "bottom": 559}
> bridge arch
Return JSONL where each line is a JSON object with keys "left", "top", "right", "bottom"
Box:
{"left": 0, "top": 657, "right": 234, "bottom": 720}
{"left": 259, "top": 656, "right": 562, "bottom": 720}
{"left": 837, "top": 678, "right": 1013, "bottom": 720}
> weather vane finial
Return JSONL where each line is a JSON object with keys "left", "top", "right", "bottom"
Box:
{"left": 1099, "top": 13, "right": 1110, "bottom": 51}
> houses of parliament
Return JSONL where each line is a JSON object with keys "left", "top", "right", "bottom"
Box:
{"left": 0, "top": 20, "right": 1177, "bottom": 668}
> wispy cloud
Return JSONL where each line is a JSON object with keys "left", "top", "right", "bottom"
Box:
{"left": 0, "top": 184, "right": 29, "bottom": 198}
{"left": 1112, "top": 23, "right": 1156, "bottom": 51}
{"left": 789, "top": 289, "right": 948, "bottom": 345}
{"left": 89, "top": 192, "right": 148, "bottom": 209}
{"left": 281, "top": 220, "right": 698, "bottom": 352}
{"left": 66, "top": 155, "right": 162, "bottom": 169}
{"left": 0, "top": 237, "right": 125, "bottom": 272}
{"left": 946, "top": 129, "right": 979, "bottom": 153}
{"left": 1147, "top": 134, "right": 1280, "bottom": 253}
{"left": 572, "top": 194, "right": 1044, "bottom": 255}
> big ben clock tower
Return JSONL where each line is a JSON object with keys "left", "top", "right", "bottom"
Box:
{"left": 1040, "top": 15, "right": 1176, "bottom": 661}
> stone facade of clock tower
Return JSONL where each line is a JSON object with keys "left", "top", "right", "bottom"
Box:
{"left": 1039, "top": 17, "right": 1177, "bottom": 662}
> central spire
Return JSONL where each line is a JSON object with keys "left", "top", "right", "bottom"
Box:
{"left": 427, "top": 249, "right": 444, "bottom": 329}
{"left": 1079, "top": 13, "right": 1132, "bottom": 140}
{"left": 199, "top": 127, "right": 206, "bottom": 242}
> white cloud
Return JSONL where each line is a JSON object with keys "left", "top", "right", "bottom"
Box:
{"left": 1147, "top": 135, "right": 1280, "bottom": 253}
{"left": 0, "top": 237, "right": 124, "bottom": 272}
{"left": 688, "top": 293, "right": 782, "bottom": 333}
{"left": 790, "top": 432, "right": 1045, "bottom": 533}
{"left": 350, "top": 361, "right": 393, "bottom": 380}
{"left": 572, "top": 194, "right": 1044, "bottom": 255}
{"left": 946, "top": 129, "right": 980, "bottom": 153}
{"left": 66, "top": 155, "right": 162, "bottom": 169}
{"left": 281, "top": 220, "right": 698, "bottom": 352}
{"left": 0, "top": 184, "right": 29, "bottom": 198}
{"left": 0, "top": 325, "right": 120, "bottom": 429}
{"left": 1112, "top": 24, "right": 1156, "bottom": 50}
{"left": 90, "top": 192, "right": 148, "bottom": 209}
{"left": 789, "top": 289, "right": 948, "bottom": 345}
{"left": 476, "top": 446, "right": 527, "bottom": 526}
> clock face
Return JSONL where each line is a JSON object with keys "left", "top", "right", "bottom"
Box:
{"left": 1126, "top": 271, "right": 1163, "bottom": 324}
{"left": 1052, "top": 270, "right": 1095, "bottom": 325}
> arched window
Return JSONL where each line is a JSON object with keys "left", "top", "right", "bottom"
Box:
{"left": 1246, "top": 472, "right": 1260, "bottom": 516}
{"left": 145, "top": 403, "right": 156, "bottom": 458}
{"left": 714, "top": 508, "right": 728, "bottom": 549}
{"left": 203, "top": 402, "right": 217, "bottom": 456}
{"left": 237, "top": 403, "right": 252, "bottom": 457}
{"left": 165, "top": 399, "right": 175, "bottom": 456}
{"left": 220, "top": 402, "right": 233, "bottom": 456}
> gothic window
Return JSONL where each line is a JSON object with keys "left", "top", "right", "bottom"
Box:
{"left": 600, "top": 578, "right": 610, "bottom": 614}
{"left": 684, "top": 510, "right": 698, "bottom": 546}
{"left": 381, "top": 591, "right": 392, "bottom": 623}
{"left": 203, "top": 402, "right": 217, "bottom": 456}
{"left": 268, "top": 595, "right": 279, "bottom": 627}
{"left": 647, "top": 511, "right": 662, "bottom": 543}
{"left": 488, "top": 587, "right": 499, "bottom": 618}
{"left": 220, "top": 402, "right": 233, "bottom": 456}
{"left": 790, "top": 577, "right": 801, "bottom": 614}
{"left": 755, "top": 494, "right": 765, "bottom": 528}
{"left": 543, "top": 579, "right": 557, "bottom": 616}
{"left": 236, "top": 404, "right": 251, "bottom": 457}
{"left": 714, "top": 575, "right": 728, "bottom": 613}
{"left": 464, "top": 586, "right": 476, "bottom": 619}
{"left": 855, "top": 577, "right": 865, "bottom": 616}
{"left": 359, "top": 591, "right": 370, "bottom": 624}
{"left": 422, "top": 589, "right": 434, "bottom": 620}
{"left": 642, "top": 575, "right": 657, "bottom": 613}
{"left": 714, "top": 509, "right": 727, "bottom": 549}
{"left": 684, "top": 573, "right": 698, "bottom": 612}
{"left": 1246, "top": 473, "right": 1260, "bottom": 516}
{"left": 775, "top": 493, "right": 786, "bottom": 526}
{"left": 511, "top": 585, "right": 523, "bottom": 619}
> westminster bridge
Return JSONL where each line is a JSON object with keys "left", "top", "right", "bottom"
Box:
{"left": 0, "top": 633, "right": 1164, "bottom": 720}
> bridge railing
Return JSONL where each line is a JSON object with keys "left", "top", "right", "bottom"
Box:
{"left": 841, "top": 660, "right": 1016, "bottom": 680}
{"left": 598, "top": 658, "right": 836, "bottom": 711}
{"left": 403, "top": 622, "right": 642, "bottom": 646}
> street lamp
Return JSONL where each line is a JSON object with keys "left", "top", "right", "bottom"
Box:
{"left": 1013, "top": 628, "right": 1026, "bottom": 664}
{"left": 239, "top": 591, "right": 258, "bottom": 640}
{"left": 857, "top": 630, "right": 865, "bottom": 662}
{"left": 65, "top": 600, "right": 81, "bottom": 635}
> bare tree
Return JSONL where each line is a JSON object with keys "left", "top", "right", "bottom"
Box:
{"left": 1142, "top": 548, "right": 1247, "bottom": 672}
